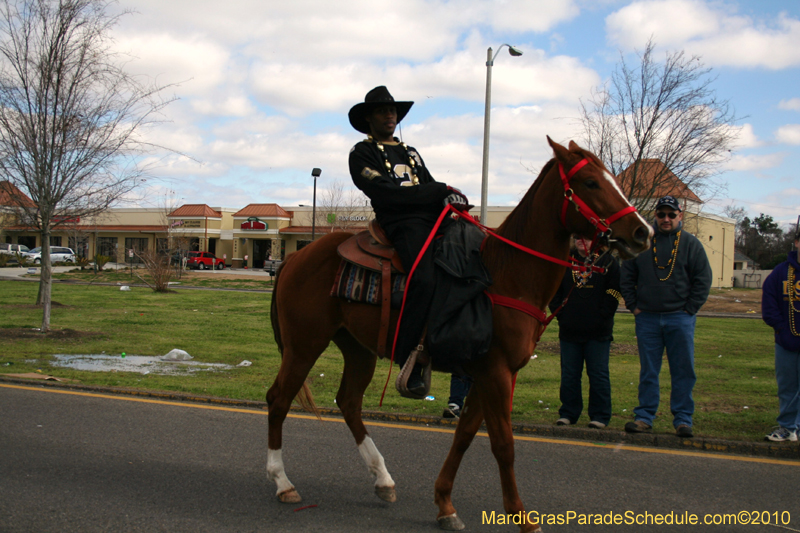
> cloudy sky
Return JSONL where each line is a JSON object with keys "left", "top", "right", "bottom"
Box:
{"left": 111, "top": 0, "right": 800, "bottom": 227}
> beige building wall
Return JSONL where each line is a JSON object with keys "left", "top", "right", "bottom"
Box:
{"left": 681, "top": 210, "right": 735, "bottom": 288}
{"left": 5, "top": 203, "right": 735, "bottom": 281}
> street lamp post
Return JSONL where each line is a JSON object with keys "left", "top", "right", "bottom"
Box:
{"left": 311, "top": 168, "right": 321, "bottom": 241}
{"left": 480, "top": 44, "right": 522, "bottom": 225}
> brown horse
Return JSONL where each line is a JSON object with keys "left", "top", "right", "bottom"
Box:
{"left": 266, "top": 137, "right": 652, "bottom": 532}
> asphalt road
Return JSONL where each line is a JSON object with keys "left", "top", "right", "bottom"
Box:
{"left": 2, "top": 384, "right": 798, "bottom": 533}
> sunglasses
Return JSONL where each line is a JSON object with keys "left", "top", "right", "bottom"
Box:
{"left": 656, "top": 212, "right": 678, "bottom": 219}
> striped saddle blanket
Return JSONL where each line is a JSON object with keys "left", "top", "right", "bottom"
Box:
{"left": 330, "top": 260, "right": 406, "bottom": 305}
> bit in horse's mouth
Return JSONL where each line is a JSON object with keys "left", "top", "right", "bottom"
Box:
{"left": 609, "top": 238, "right": 637, "bottom": 260}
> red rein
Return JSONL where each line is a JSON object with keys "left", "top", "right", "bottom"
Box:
{"left": 378, "top": 157, "right": 639, "bottom": 407}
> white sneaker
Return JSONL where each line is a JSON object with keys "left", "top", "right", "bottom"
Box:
{"left": 555, "top": 418, "right": 571, "bottom": 426}
{"left": 765, "top": 427, "right": 798, "bottom": 442}
{"left": 588, "top": 421, "right": 606, "bottom": 429}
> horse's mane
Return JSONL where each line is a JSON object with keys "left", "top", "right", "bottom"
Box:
{"left": 483, "top": 158, "right": 556, "bottom": 271}
{"left": 497, "top": 159, "right": 555, "bottom": 239}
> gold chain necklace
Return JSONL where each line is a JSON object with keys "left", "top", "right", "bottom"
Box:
{"left": 369, "top": 136, "right": 420, "bottom": 185}
{"left": 571, "top": 253, "right": 597, "bottom": 288}
{"left": 653, "top": 230, "right": 681, "bottom": 281}
{"left": 788, "top": 265, "right": 800, "bottom": 337}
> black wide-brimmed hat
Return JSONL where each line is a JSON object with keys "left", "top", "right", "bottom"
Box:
{"left": 348, "top": 86, "right": 413, "bottom": 134}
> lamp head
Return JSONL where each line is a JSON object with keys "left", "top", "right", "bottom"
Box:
{"left": 508, "top": 46, "right": 523, "bottom": 57}
{"left": 311, "top": 168, "right": 322, "bottom": 177}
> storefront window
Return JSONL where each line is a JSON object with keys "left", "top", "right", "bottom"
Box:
{"left": 125, "top": 237, "right": 148, "bottom": 264}
{"left": 97, "top": 237, "right": 118, "bottom": 261}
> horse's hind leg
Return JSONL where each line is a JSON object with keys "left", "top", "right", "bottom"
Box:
{"left": 333, "top": 330, "right": 397, "bottom": 503}
{"left": 266, "top": 336, "right": 330, "bottom": 503}
{"left": 434, "top": 387, "right": 484, "bottom": 531}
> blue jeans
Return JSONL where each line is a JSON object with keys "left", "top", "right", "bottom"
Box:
{"left": 448, "top": 374, "right": 473, "bottom": 408}
{"left": 634, "top": 311, "right": 697, "bottom": 428}
{"left": 559, "top": 340, "right": 612, "bottom": 424}
{"left": 775, "top": 343, "right": 800, "bottom": 431}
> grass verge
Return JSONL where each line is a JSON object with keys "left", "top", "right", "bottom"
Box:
{"left": 0, "top": 279, "right": 781, "bottom": 442}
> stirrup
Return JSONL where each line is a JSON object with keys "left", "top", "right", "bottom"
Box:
{"left": 395, "top": 344, "right": 431, "bottom": 399}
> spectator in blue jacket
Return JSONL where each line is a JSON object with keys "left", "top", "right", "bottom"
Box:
{"left": 761, "top": 230, "right": 800, "bottom": 442}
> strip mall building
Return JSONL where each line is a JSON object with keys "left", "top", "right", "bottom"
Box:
{"left": 1, "top": 179, "right": 736, "bottom": 287}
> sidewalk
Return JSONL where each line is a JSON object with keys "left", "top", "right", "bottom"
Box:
{"left": 0, "top": 263, "right": 275, "bottom": 280}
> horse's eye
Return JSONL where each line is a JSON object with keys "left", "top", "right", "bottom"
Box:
{"left": 584, "top": 180, "right": 599, "bottom": 190}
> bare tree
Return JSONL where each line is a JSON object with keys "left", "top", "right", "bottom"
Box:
{"left": 314, "top": 178, "right": 371, "bottom": 232}
{"left": 0, "top": 0, "right": 175, "bottom": 331}
{"left": 579, "top": 38, "right": 739, "bottom": 212}
{"left": 722, "top": 204, "right": 747, "bottom": 248}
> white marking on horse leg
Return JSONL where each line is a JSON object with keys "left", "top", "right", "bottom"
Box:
{"left": 267, "top": 448, "right": 295, "bottom": 496}
{"left": 358, "top": 436, "right": 395, "bottom": 489}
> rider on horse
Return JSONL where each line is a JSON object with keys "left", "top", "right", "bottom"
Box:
{"left": 348, "top": 86, "right": 470, "bottom": 398}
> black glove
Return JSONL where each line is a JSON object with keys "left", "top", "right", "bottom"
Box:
{"left": 444, "top": 186, "right": 469, "bottom": 211}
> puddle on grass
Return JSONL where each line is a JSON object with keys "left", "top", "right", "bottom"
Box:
{"left": 51, "top": 354, "right": 234, "bottom": 375}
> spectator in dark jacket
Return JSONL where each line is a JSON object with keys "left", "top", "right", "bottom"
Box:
{"left": 761, "top": 231, "right": 800, "bottom": 442}
{"left": 549, "top": 237, "right": 621, "bottom": 429}
{"left": 620, "top": 196, "right": 712, "bottom": 438}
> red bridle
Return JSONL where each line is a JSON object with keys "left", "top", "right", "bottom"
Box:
{"left": 558, "top": 158, "right": 637, "bottom": 240}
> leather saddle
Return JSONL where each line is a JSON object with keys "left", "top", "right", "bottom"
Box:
{"left": 337, "top": 220, "right": 405, "bottom": 274}
{"left": 336, "top": 220, "right": 405, "bottom": 360}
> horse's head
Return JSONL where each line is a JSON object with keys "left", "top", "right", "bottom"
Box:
{"left": 547, "top": 136, "right": 652, "bottom": 259}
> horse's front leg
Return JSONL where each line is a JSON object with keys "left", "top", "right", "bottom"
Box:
{"left": 434, "top": 386, "right": 484, "bottom": 531}
{"left": 479, "top": 368, "right": 542, "bottom": 533}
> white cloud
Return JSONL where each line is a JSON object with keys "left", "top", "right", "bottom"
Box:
{"left": 113, "top": 32, "right": 232, "bottom": 94}
{"left": 775, "top": 125, "right": 800, "bottom": 145}
{"left": 606, "top": 0, "right": 800, "bottom": 69}
{"left": 779, "top": 98, "right": 800, "bottom": 111}
{"left": 607, "top": 0, "right": 719, "bottom": 47}
{"left": 724, "top": 152, "right": 785, "bottom": 172}
{"left": 729, "top": 124, "right": 762, "bottom": 149}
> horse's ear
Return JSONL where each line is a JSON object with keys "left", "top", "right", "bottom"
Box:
{"left": 547, "top": 135, "right": 570, "bottom": 161}
{"left": 568, "top": 140, "right": 581, "bottom": 152}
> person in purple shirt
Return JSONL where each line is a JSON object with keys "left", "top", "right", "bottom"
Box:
{"left": 761, "top": 230, "right": 800, "bottom": 442}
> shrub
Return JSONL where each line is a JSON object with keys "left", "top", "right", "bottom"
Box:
{"left": 94, "top": 254, "right": 112, "bottom": 271}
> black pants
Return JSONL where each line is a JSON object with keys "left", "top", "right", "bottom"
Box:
{"left": 384, "top": 219, "right": 441, "bottom": 366}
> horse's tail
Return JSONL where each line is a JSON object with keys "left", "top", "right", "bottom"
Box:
{"left": 270, "top": 263, "right": 284, "bottom": 355}
{"left": 269, "top": 261, "right": 321, "bottom": 420}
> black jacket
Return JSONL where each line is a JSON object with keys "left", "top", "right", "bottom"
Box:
{"left": 349, "top": 139, "right": 448, "bottom": 227}
{"left": 548, "top": 252, "right": 621, "bottom": 342}
{"left": 620, "top": 222, "right": 712, "bottom": 315}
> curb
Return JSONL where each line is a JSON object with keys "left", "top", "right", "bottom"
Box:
{"left": 2, "top": 375, "right": 797, "bottom": 461}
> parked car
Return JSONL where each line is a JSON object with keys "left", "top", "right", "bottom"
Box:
{"left": 263, "top": 259, "right": 282, "bottom": 275}
{"left": 0, "top": 243, "right": 30, "bottom": 255}
{"left": 24, "top": 246, "right": 75, "bottom": 264}
{"left": 185, "top": 251, "right": 224, "bottom": 270}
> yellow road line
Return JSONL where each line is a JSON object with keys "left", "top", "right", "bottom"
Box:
{"left": 3, "top": 383, "right": 798, "bottom": 467}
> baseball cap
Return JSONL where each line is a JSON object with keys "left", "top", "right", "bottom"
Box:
{"left": 655, "top": 195, "right": 682, "bottom": 212}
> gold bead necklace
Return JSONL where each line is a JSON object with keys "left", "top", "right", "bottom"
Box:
{"left": 653, "top": 230, "right": 681, "bottom": 281}
{"left": 369, "top": 136, "right": 420, "bottom": 185}
{"left": 788, "top": 265, "right": 800, "bottom": 337}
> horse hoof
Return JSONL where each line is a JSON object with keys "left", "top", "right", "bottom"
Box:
{"left": 375, "top": 485, "right": 397, "bottom": 503}
{"left": 278, "top": 488, "right": 302, "bottom": 503}
{"left": 438, "top": 513, "right": 466, "bottom": 531}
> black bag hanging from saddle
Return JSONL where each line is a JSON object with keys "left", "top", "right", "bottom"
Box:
{"left": 427, "top": 218, "right": 493, "bottom": 373}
